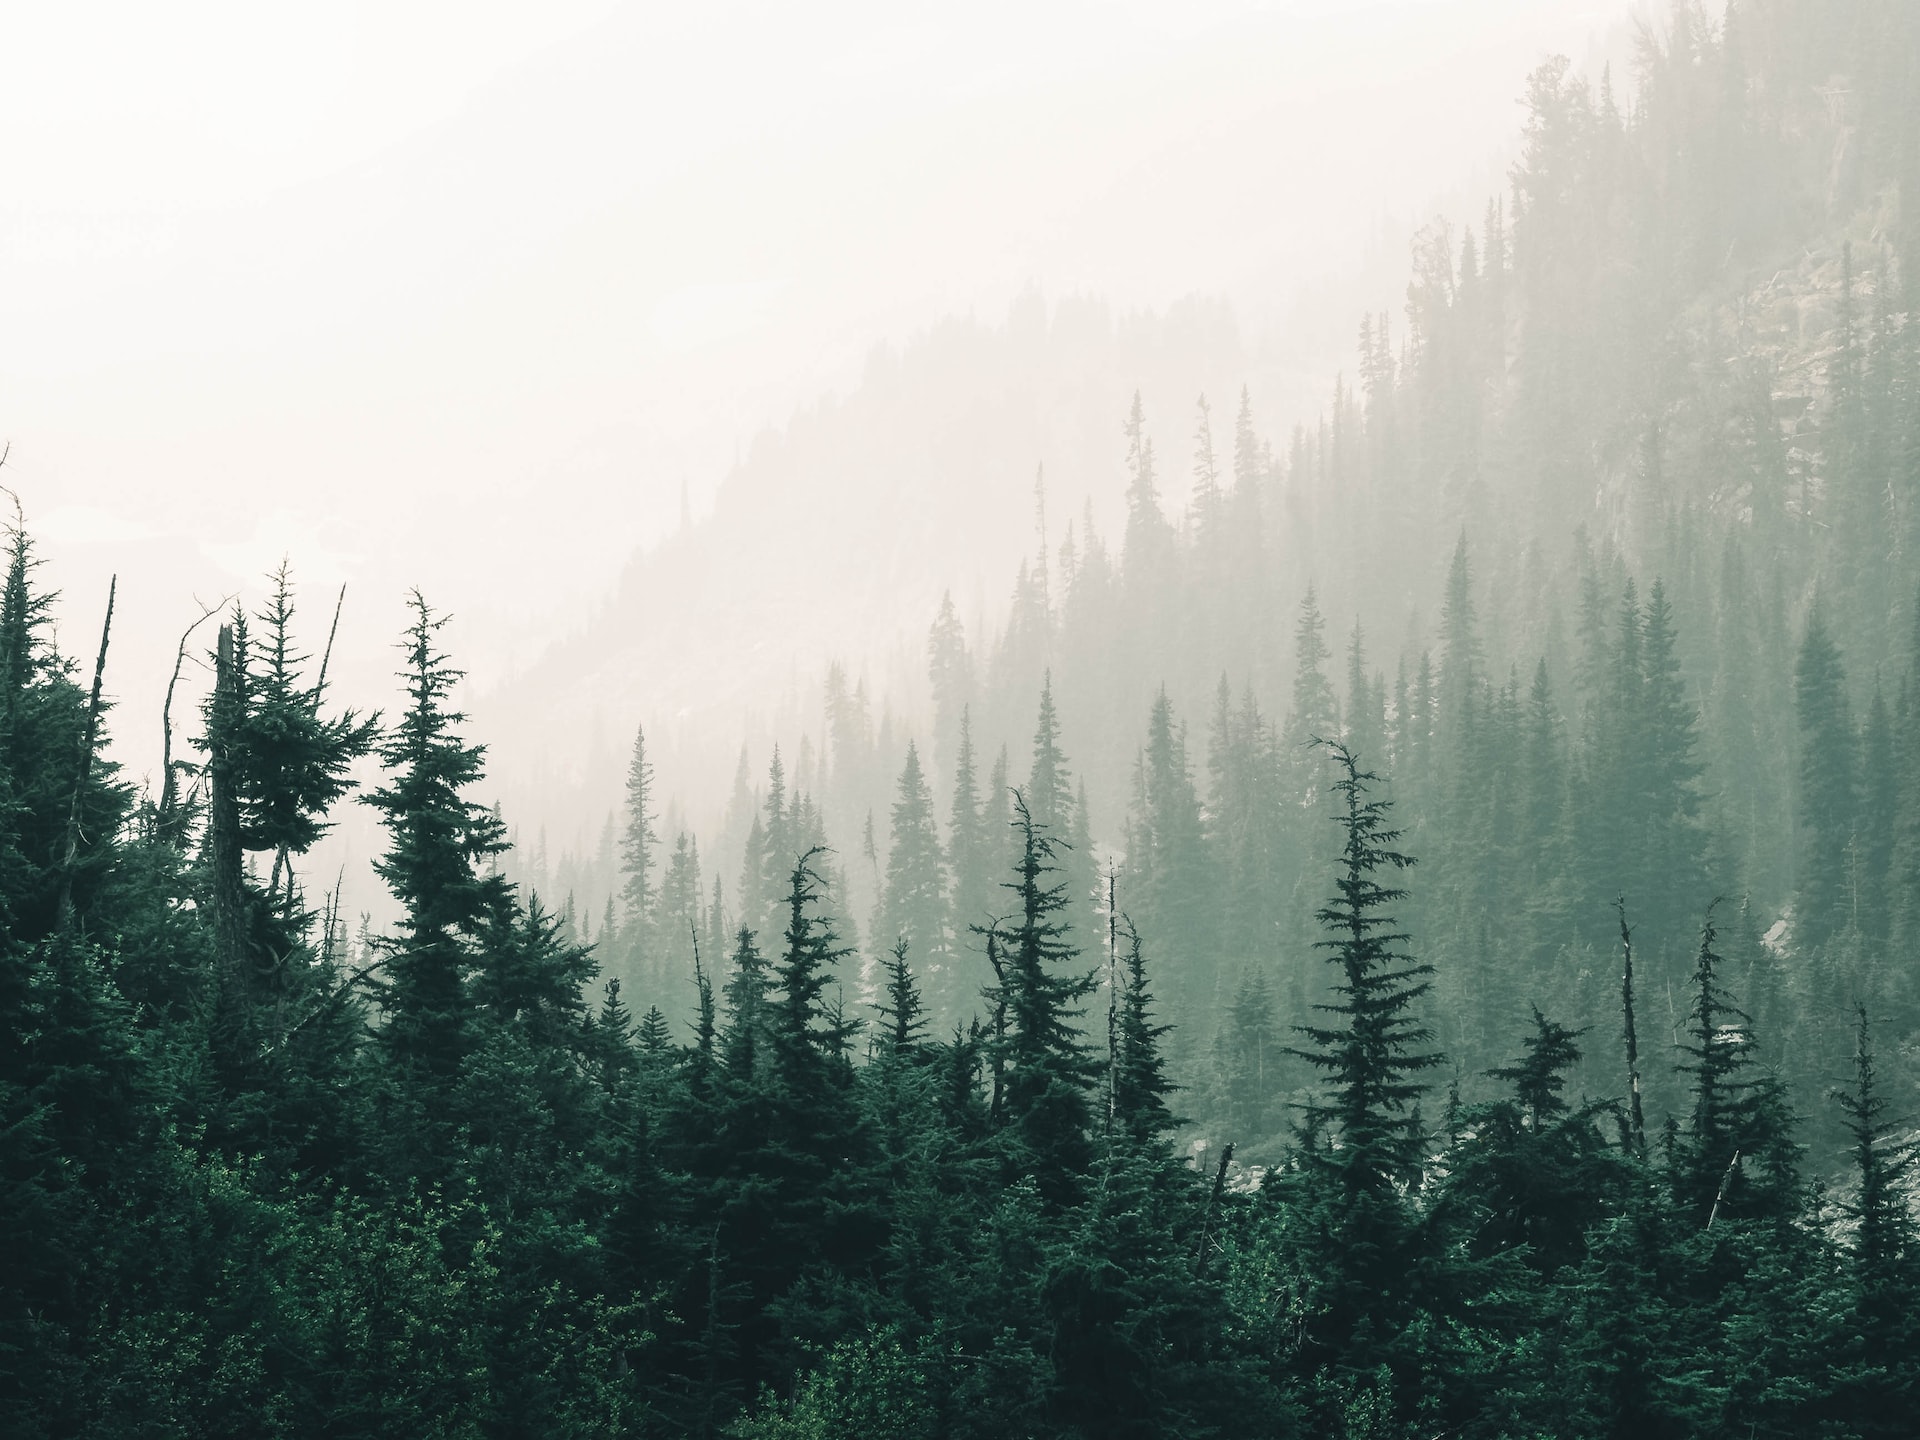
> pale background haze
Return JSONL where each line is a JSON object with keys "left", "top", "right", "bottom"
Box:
{"left": 3, "top": 0, "right": 1624, "bottom": 891}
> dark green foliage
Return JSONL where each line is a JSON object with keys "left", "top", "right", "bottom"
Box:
{"left": 14, "top": 9, "right": 1920, "bottom": 1434}
{"left": 986, "top": 792, "right": 1102, "bottom": 1208}
{"left": 1288, "top": 741, "right": 1440, "bottom": 1198}
{"left": 873, "top": 740, "right": 951, "bottom": 1018}
{"left": 1670, "top": 907, "right": 1800, "bottom": 1227}
{"left": 1110, "top": 920, "right": 1179, "bottom": 1147}
{"left": 361, "top": 594, "right": 512, "bottom": 1088}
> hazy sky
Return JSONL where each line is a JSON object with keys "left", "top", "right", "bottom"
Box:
{"left": 4, "top": 0, "right": 1619, "bottom": 788}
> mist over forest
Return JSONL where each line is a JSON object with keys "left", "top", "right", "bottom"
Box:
{"left": 6, "top": 2, "right": 1920, "bottom": 1436}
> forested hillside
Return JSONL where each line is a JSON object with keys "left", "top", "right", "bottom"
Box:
{"left": 6, "top": 3, "right": 1920, "bottom": 1436}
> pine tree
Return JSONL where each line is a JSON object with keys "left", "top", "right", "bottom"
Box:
{"left": 874, "top": 740, "right": 949, "bottom": 1012}
{"left": 1271, "top": 742, "right": 1443, "bottom": 1399}
{"left": 946, "top": 706, "right": 994, "bottom": 936}
{"left": 1218, "top": 965, "right": 1278, "bottom": 1147}
{"left": 1282, "top": 586, "right": 1339, "bottom": 757}
{"left": 1025, "top": 673, "right": 1095, "bottom": 930}
{"left": 1289, "top": 741, "right": 1441, "bottom": 1197}
{"left": 1121, "top": 391, "right": 1174, "bottom": 586}
{"left": 361, "top": 594, "right": 511, "bottom": 1088}
{"left": 1441, "top": 1007, "right": 1622, "bottom": 1276}
{"left": 621, "top": 723, "right": 659, "bottom": 961}
{"left": 1892, "top": 595, "right": 1920, "bottom": 961}
{"left": 1111, "top": 920, "right": 1179, "bottom": 1147}
{"left": 986, "top": 792, "right": 1101, "bottom": 1207}
{"left": 1670, "top": 906, "right": 1799, "bottom": 1226}
{"left": 1127, "top": 687, "right": 1216, "bottom": 1024}
{"left": 1636, "top": 579, "right": 1710, "bottom": 942}
{"left": 1437, "top": 534, "right": 1482, "bottom": 745}
{"left": 927, "top": 592, "right": 972, "bottom": 781}
{"left": 1857, "top": 677, "right": 1896, "bottom": 950}
{"left": 1290, "top": 744, "right": 1443, "bottom": 1198}
{"left": 232, "top": 564, "right": 379, "bottom": 915}
{"left": 1795, "top": 600, "right": 1858, "bottom": 954}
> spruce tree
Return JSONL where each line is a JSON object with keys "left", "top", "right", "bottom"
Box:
{"left": 1289, "top": 741, "right": 1441, "bottom": 1197}
{"left": 1110, "top": 920, "right": 1179, "bottom": 1148}
{"left": 1126, "top": 687, "right": 1216, "bottom": 1023}
{"left": 987, "top": 792, "right": 1101, "bottom": 1207}
{"left": 1795, "top": 600, "right": 1858, "bottom": 953}
{"left": 874, "top": 740, "right": 949, "bottom": 1013}
{"left": 1025, "top": 673, "right": 1095, "bottom": 930}
{"left": 1670, "top": 906, "right": 1799, "bottom": 1226}
{"left": 621, "top": 723, "right": 659, "bottom": 965}
{"left": 1891, "top": 595, "right": 1920, "bottom": 960}
{"left": 232, "top": 564, "right": 379, "bottom": 914}
{"left": 361, "top": 594, "right": 511, "bottom": 1088}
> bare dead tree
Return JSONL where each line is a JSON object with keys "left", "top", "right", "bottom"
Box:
{"left": 1194, "top": 1141, "right": 1236, "bottom": 1273}
{"left": 55, "top": 575, "right": 115, "bottom": 930}
{"left": 158, "top": 595, "right": 233, "bottom": 830}
{"left": 1616, "top": 897, "right": 1647, "bottom": 1158}
{"left": 314, "top": 582, "right": 346, "bottom": 703}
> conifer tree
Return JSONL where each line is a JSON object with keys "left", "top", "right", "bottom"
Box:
{"left": 362, "top": 594, "right": 511, "bottom": 1088}
{"left": 927, "top": 592, "right": 972, "bottom": 781}
{"left": 1857, "top": 677, "right": 1896, "bottom": 949}
{"left": 1282, "top": 586, "right": 1338, "bottom": 758}
{"left": 231, "top": 565, "right": 379, "bottom": 915}
{"left": 1670, "top": 906, "right": 1799, "bottom": 1226}
{"left": 1217, "top": 966, "right": 1278, "bottom": 1147}
{"left": 1127, "top": 687, "right": 1216, "bottom": 1023}
{"left": 1835, "top": 1008, "right": 1918, "bottom": 1402}
{"left": 1636, "top": 579, "right": 1710, "bottom": 941}
{"left": 946, "top": 706, "right": 994, "bottom": 938}
{"left": 1111, "top": 920, "right": 1179, "bottom": 1147}
{"left": 875, "top": 938, "right": 930, "bottom": 1058}
{"left": 621, "top": 723, "right": 659, "bottom": 958}
{"left": 1289, "top": 741, "right": 1439, "bottom": 1196}
{"left": 1890, "top": 595, "right": 1920, "bottom": 959}
{"left": 987, "top": 792, "right": 1101, "bottom": 1207}
{"left": 1437, "top": 534, "right": 1482, "bottom": 744}
{"left": 1795, "top": 600, "right": 1858, "bottom": 953}
{"left": 1025, "top": 673, "right": 1095, "bottom": 930}
{"left": 874, "top": 740, "right": 949, "bottom": 1009}
{"left": 1121, "top": 391, "right": 1173, "bottom": 586}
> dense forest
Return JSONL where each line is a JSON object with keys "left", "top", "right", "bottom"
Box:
{"left": 7, "top": 2, "right": 1920, "bottom": 1435}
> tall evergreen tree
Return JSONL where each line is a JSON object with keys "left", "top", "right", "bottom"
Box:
{"left": 1126, "top": 688, "right": 1216, "bottom": 1024}
{"left": 1289, "top": 741, "right": 1440, "bottom": 1197}
{"left": 1670, "top": 907, "right": 1799, "bottom": 1226}
{"left": 622, "top": 723, "right": 660, "bottom": 961}
{"left": 987, "top": 793, "right": 1101, "bottom": 1208}
{"left": 361, "top": 594, "right": 511, "bottom": 1089}
{"left": 874, "top": 740, "right": 950, "bottom": 1014}
{"left": 1795, "top": 600, "right": 1859, "bottom": 953}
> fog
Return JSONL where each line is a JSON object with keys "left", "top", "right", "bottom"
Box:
{"left": 11, "top": 4, "right": 1920, "bottom": 1423}
{"left": 9, "top": 0, "right": 1614, "bottom": 813}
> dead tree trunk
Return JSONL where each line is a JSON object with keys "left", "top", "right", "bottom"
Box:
{"left": 55, "top": 576, "right": 115, "bottom": 930}
{"left": 206, "top": 622, "right": 250, "bottom": 983}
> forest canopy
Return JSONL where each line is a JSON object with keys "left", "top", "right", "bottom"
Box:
{"left": 4, "top": 3, "right": 1920, "bottom": 1436}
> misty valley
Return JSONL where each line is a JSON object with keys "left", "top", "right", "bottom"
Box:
{"left": 5, "top": 3, "right": 1920, "bottom": 1437}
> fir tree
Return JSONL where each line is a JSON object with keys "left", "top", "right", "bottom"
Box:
{"left": 621, "top": 723, "right": 660, "bottom": 954}
{"left": 1289, "top": 741, "right": 1440, "bottom": 1197}
{"left": 987, "top": 792, "right": 1101, "bottom": 1207}
{"left": 361, "top": 594, "right": 510, "bottom": 1088}
{"left": 1110, "top": 919, "right": 1179, "bottom": 1147}
{"left": 1795, "top": 600, "right": 1858, "bottom": 954}
{"left": 1670, "top": 906, "right": 1799, "bottom": 1226}
{"left": 1126, "top": 688, "right": 1215, "bottom": 1023}
{"left": 874, "top": 740, "right": 949, "bottom": 1011}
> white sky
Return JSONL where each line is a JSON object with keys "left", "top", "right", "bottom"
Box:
{"left": 2, "top": 0, "right": 1621, "bottom": 790}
